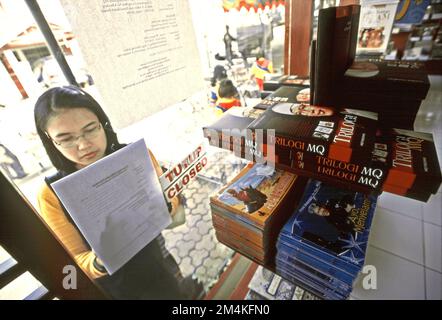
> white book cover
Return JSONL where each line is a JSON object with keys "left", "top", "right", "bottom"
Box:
{"left": 357, "top": 0, "right": 399, "bottom": 54}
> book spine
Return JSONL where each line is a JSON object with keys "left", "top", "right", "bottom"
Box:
{"left": 210, "top": 200, "right": 264, "bottom": 230}
{"left": 212, "top": 212, "right": 264, "bottom": 247}
{"left": 272, "top": 136, "right": 386, "bottom": 193}
{"left": 206, "top": 131, "right": 383, "bottom": 194}
{"left": 313, "top": 7, "right": 336, "bottom": 106}
{"left": 347, "top": 5, "right": 360, "bottom": 68}
{"left": 204, "top": 129, "right": 440, "bottom": 201}
{"left": 383, "top": 133, "right": 442, "bottom": 194}
{"left": 278, "top": 239, "right": 361, "bottom": 275}
{"left": 293, "top": 152, "right": 386, "bottom": 192}
{"left": 277, "top": 240, "right": 356, "bottom": 282}
{"left": 214, "top": 225, "right": 264, "bottom": 254}
{"left": 277, "top": 251, "right": 352, "bottom": 291}
{"left": 309, "top": 40, "right": 316, "bottom": 105}
{"left": 215, "top": 233, "right": 266, "bottom": 264}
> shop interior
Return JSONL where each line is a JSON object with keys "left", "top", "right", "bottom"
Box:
{"left": 0, "top": 0, "right": 441, "bottom": 300}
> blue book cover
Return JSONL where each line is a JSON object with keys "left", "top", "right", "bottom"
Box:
{"left": 395, "top": 0, "right": 430, "bottom": 25}
{"left": 281, "top": 179, "right": 378, "bottom": 272}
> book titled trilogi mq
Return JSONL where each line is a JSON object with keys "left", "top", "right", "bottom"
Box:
{"left": 379, "top": 128, "right": 442, "bottom": 201}
{"left": 247, "top": 93, "right": 379, "bottom": 164}
{"left": 202, "top": 85, "right": 441, "bottom": 200}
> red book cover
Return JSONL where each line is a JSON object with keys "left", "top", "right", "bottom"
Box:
{"left": 248, "top": 103, "right": 378, "bottom": 164}
{"left": 382, "top": 128, "right": 441, "bottom": 194}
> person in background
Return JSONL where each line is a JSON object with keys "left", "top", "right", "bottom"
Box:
{"left": 227, "top": 186, "right": 267, "bottom": 214}
{"left": 209, "top": 65, "right": 228, "bottom": 107}
{"left": 34, "top": 86, "right": 203, "bottom": 299}
{"left": 250, "top": 53, "right": 273, "bottom": 91}
{"left": 0, "top": 143, "right": 27, "bottom": 180}
{"left": 214, "top": 79, "right": 241, "bottom": 115}
{"left": 223, "top": 25, "right": 237, "bottom": 65}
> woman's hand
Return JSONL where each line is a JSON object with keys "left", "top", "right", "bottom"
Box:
{"left": 169, "top": 195, "right": 180, "bottom": 219}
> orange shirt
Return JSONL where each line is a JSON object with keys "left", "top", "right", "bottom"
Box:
{"left": 215, "top": 97, "right": 241, "bottom": 114}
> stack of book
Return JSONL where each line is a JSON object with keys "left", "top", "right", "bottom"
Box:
{"left": 276, "top": 179, "right": 378, "bottom": 300}
{"left": 246, "top": 265, "right": 320, "bottom": 300}
{"left": 210, "top": 163, "right": 307, "bottom": 266}
{"left": 203, "top": 87, "right": 442, "bottom": 202}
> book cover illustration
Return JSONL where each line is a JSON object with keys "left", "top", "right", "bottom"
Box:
{"left": 357, "top": 0, "right": 399, "bottom": 54}
{"left": 395, "top": 0, "right": 430, "bottom": 25}
{"left": 211, "top": 163, "right": 297, "bottom": 228}
{"left": 283, "top": 179, "right": 378, "bottom": 271}
{"left": 211, "top": 164, "right": 307, "bottom": 266}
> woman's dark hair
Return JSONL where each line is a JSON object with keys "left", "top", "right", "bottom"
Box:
{"left": 34, "top": 85, "right": 121, "bottom": 173}
{"left": 218, "top": 79, "right": 238, "bottom": 98}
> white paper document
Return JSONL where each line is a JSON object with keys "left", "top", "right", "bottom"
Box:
{"left": 51, "top": 139, "right": 171, "bottom": 275}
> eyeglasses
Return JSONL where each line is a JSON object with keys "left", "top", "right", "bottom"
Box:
{"left": 48, "top": 123, "right": 102, "bottom": 148}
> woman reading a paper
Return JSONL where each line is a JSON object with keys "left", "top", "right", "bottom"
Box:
{"left": 34, "top": 85, "right": 199, "bottom": 299}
